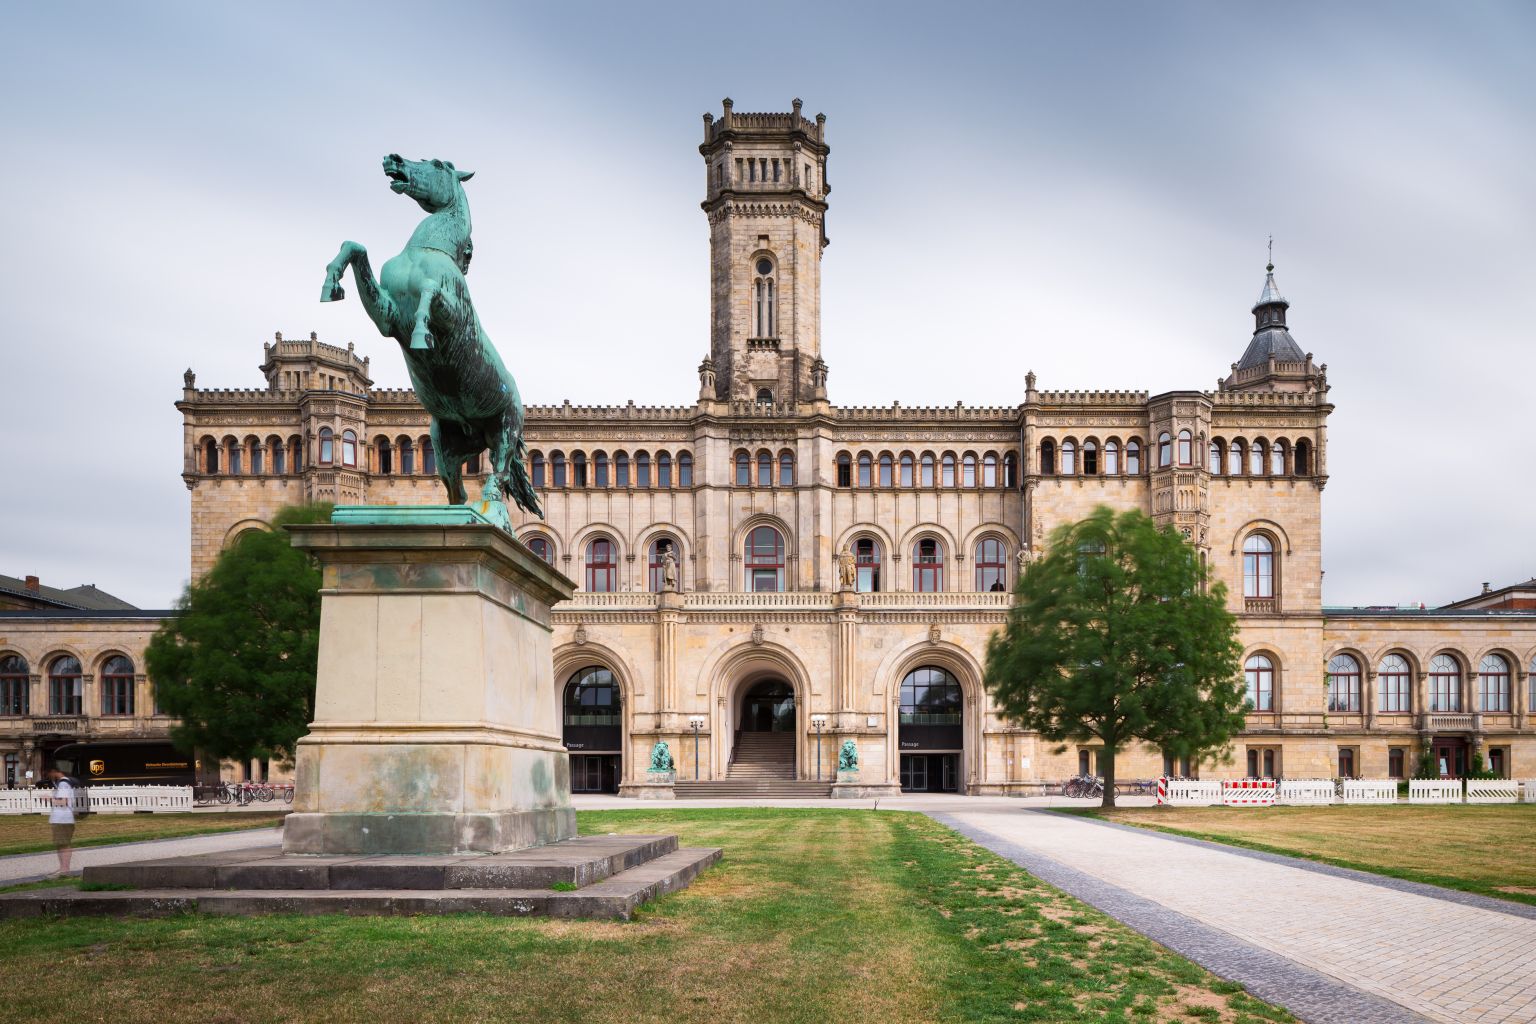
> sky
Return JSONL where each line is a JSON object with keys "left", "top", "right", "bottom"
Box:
{"left": 1, "top": 2, "right": 1532, "bottom": 610}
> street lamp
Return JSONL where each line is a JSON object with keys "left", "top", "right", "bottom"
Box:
{"left": 810, "top": 714, "right": 828, "bottom": 780}
{"left": 688, "top": 715, "right": 706, "bottom": 780}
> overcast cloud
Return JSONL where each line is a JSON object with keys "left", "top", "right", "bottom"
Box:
{"left": 1, "top": 1, "right": 1531, "bottom": 609}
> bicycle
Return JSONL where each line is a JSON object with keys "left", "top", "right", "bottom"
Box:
{"left": 1061, "top": 774, "right": 1104, "bottom": 799}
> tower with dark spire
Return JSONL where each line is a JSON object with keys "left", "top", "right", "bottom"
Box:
{"left": 1220, "top": 256, "right": 1325, "bottom": 394}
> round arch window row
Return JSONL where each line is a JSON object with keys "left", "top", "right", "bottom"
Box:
{"left": 1243, "top": 650, "right": 1535, "bottom": 714}
{"left": 195, "top": 431, "right": 450, "bottom": 477}
{"left": 834, "top": 450, "right": 1017, "bottom": 489}
{"left": 530, "top": 449, "right": 693, "bottom": 490}
{"left": 1039, "top": 434, "right": 1316, "bottom": 478}
{"left": 0, "top": 653, "right": 147, "bottom": 718}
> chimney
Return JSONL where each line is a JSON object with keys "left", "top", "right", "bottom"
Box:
{"left": 1482, "top": 582, "right": 1491, "bottom": 594}
{"left": 24, "top": 575, "right": 39, "bottom": 593}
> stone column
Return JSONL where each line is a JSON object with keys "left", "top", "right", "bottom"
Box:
{"left": 833, "top": 590, "right": 859, "bottom": 712}
{"left": 656, "top": 589, "right": 684, "bottom": 711}
{"left": 1364, "top": 666, "right": 1377, "bottom": 729}
{"left": 283, "top": 512, "right": 577, "bottom": 855}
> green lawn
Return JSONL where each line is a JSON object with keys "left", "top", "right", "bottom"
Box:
{"left": 0, "top": 808, "right": 1293, "bottom": 1024}
{"left": 0, "top": 811, "right": 287, "bottom": 857}
{"left": 1077, "top": 804, "right": 1536, "bottom": 906}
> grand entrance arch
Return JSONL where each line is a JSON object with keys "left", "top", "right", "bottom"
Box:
{"left": 882, "top": 643, "right": 984, "bottom": 795}
{"left": 739, "top": 678, "right": 796, "bottom": 732}
{"left": 561, "top": 665, "right": 623, "bottom": 793}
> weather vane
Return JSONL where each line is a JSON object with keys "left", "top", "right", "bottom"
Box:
{"left": 1267, "top": 235, "right": 1274, "bottom": 271}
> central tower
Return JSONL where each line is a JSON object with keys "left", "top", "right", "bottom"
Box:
{"left": 699, "top": 97, "right": 830, "bottom": 405}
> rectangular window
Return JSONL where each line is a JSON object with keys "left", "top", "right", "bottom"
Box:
{"left": 879, "top": 459, "right": 892, "bottom": 487}
{"left": 251, "top": 448, "right": 263, "bottom": 474}
{"left": 1338, "top": 748, "right": 1356, "bottom": 779}
{"left": 50, "top": 678, "right": 82, "bottom": 716}
{"left": 1388, "top": 748, "right": 1406, "bottom": 779}
{"left": 0, "top": 674, "right": 27, "bottom": 715}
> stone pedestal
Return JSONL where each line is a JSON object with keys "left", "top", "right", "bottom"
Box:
{"left": 281, "top": 507, "right": 577, "bottom": 855}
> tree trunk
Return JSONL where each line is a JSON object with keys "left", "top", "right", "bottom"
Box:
{"left": 1100, "top": 744, "right": 1117, "bottom": 809}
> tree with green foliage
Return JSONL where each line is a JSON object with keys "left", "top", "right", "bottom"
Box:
{"left": 145, "top": 503, "right": 331, "bottom": 763}
{"left": 984, "top": 506, "right": 1246, "bottom": 807}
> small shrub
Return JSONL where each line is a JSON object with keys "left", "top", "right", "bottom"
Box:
{"left": 549, "top": 881, "right": 578, "bottom": 892}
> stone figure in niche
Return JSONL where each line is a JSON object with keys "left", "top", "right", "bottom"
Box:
{"left": 838, "top": 739, "right": 859, "bottom": 772}
{"left": 837, "top": 546, "right": 857, "bottom": 590}
{"left": 320, "top": 155, "right": 540, "bottom": 530}
{"left": 661, "top": 548, "right": 679, "bottom": 591}
{"left": 649, "top": 741, "right": 675, "bottom": 773}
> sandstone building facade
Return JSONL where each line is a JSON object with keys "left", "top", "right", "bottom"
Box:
{"left": 5, "top": 100, "right": 1533, "bottom": 793}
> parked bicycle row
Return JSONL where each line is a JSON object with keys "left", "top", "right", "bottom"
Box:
{"left": 192, "top": 782, "right": 294, "bottom": 805}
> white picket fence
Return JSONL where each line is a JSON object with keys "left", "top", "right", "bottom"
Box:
{"left": 1277, "top": 779, "right": 1335, "bottom": 805}
{"left": 1465, "top": 779, "right": 1520, "bottom": 804}
{"left": 1408, "top": 779, "right": 1463, "bottom": 804}
{"left": 0, "top": 785, "right": 194, "bottom": 814}
{"left": 1340, "top": 779, "right": 1398, "bottom": 804}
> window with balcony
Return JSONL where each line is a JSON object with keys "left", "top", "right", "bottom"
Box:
{"left": 744, "top": 526, "right": 786, "bottom": 592}
{"left": 913, "top": 538, "right": 945, "bottom": 593}
{"left": 854, "top": 537, "right": 881, "bottom": 593}
{"left": 1478, "top": 654, "right": 1511, "bottom": 712}
{"left": 975, "top": 536, "right": 1008, "bottom": 592}
{"left": 585, "top": 537, "right": 618, "bottom": 593}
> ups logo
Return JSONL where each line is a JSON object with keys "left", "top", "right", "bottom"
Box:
{"left": 88, "top": 759, "right": 106, "bottom": 776}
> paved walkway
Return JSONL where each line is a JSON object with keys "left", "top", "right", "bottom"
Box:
{"left": 940, "top": 808, "right": 1536, "bottom": 1024}
{"left": 0, "top": 826, "right": 283, "bottom": 884}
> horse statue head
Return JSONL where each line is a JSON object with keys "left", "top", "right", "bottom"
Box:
{"left": 382, "top": 154, "right": 474, "bottom": 213}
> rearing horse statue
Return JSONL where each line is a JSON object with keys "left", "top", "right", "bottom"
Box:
{"left": 321, "top": 154, "right": 541, "bottom": 527}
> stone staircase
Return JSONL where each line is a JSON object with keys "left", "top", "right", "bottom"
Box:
{"left": 675, "top": 731, "right": 833, "bottom": 799}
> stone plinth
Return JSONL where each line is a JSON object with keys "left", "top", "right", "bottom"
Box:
{"left": 282, "top": 508, "right": 576, "bottom": 855}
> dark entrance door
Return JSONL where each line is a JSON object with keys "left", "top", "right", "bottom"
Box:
{"left": 900, "top": 753, "right": 959, "bottom": 793}
{"left": 1432, "top": 737, "right": 1468, "bottom": 778}
{"left": 740, "top": 679, "right": 796, "bottom": 732}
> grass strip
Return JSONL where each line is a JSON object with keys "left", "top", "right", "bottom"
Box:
{"left": 0, "top": 812, "right": 286, "bottom": 857}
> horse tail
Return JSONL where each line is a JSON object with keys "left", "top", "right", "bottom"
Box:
{"left": 504, "top": 435, "right": 544, "bottom": 519}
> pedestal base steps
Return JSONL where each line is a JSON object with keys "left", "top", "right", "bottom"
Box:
{"left": 0, "top": 834, "right": 720, "bottom": 921}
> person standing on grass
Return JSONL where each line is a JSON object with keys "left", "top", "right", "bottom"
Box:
{"left": 46, "top": 766, "right": 76, "bottom": 877}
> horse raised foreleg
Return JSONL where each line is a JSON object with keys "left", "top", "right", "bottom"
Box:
{"left": 410, "top": 279, "right": 439, "bottom": 350}
{"left": 321, "top": 243, "right": 398, "bottom": 338}
{"left": 321, "top": 242, "right": 363, "bottom": 303}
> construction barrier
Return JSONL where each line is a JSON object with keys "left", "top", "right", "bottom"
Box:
{"left": 1277, "top": 779, "right": 1335, "bottom": 805}
{"left": 1465, "top": 779, "right": 1520, "bottom": 804}
{"left": 0, "top": 785, "right": 194, "bottom": 814}
{"left": 1158, "top": 778, "right": 1222, "bottom": 806}
{"left": 1340, "top": 779, "right": 1398, "bottom": 804}
{"left": 1409, "top": 779, "right": 1462, "bottom": 804}
{"left": 1521, "top": 780, "right": 1536, "bottom": 803}
{"left": 1222, "top": 778, "right": 1277, "bottom": 806}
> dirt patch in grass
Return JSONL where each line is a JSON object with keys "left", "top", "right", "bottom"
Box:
{"left": 0, "top": 812, "right": 285, "bottom": 856}
{"left": 1080, "top": 804, "right": 1536, "bottom": 906}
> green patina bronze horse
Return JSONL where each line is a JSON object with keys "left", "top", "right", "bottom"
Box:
{"left": 321, "top": 155, "right": 541, "bottom": 526}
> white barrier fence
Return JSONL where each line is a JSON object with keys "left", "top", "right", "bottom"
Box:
{"left": 1522, "top": 780, "right": 1536, "bottom": 803}
{"left": 1465, "top": 779, "right": 1520, "bottom": 804}
{"left": 1222, "top": 779, "right": 1277, "bottom": 806}
{"left": 1340, "top": 779, "right": 1398, "bottom": 804}
{"left": 0, "top": 785, "right": 194, "bottom": 814}
{"left": 1409, "top": 779, "right": 1463, "bottom": 804}
{"left": 1277, "top": 779, "right": 1336, "bottom": 805}
{"left": 1158, "top": 779, "right": 1222, "bottom": 805}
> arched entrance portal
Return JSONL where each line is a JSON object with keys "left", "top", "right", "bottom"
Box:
{"left": 731, "top": 677, "right": 798, "bottom": 781}
{"left": 739, "top": 678, "right": 796, "bottom": 732}
{"left": 562, "top": 666, "right": 622, "bottom": 793}
{"left": 896, "top": 665, "right": 964, "bottom": 793}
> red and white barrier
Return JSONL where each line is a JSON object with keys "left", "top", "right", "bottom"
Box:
{"left": 1221, "top": 778, "right": 1277, "bottom": 806}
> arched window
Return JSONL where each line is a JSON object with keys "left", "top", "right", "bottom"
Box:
{"left": 49, "top": 655, "right": 83, "bottom": 716}
{"left": 531, "top": 452, "right": 546, "bottom": 488}
{"left": 1003, "top": 452, "right": 1017, "bottom": 487}
{"left": 1242, "top": 534, "right": 1275, "bottom": 600}
{"left": 615, "top": 451, "right": 631, "bottom": 486}
{"left": 758, "top": 450, "right": 774, "bottom": 487}
{"left": 900, "top": 667, "right": 962, "bottom": 725}
{"left": 0, "top": 655, "right": 30, "bottom": 716}
{"left": 648, "top": 537, "right": 679, "bottom": 593}
{"left": 778, "top": 449, "right": 794, "bottom": 487}
{"left": 879, "top": 452, "right": 894, "bottom": 488}
{"left": 982, "top": 452, "right": 998, "bottom": 487}
{"left": 1378, "top": 654, "right": 1412, "bottom": 712}
{"left": 1103, "top": 440, "right": 1119, "bottom": 475}
{"left": 635, "top": 451, "right": 651, "bottom": 487}
{"left": 342, "top": 430, "right": 357, "bottom": 467}
{"left": 941, "top": 453, "right": 956, "bottom": 487}
{"left": 101, "top": 655, "right": 135, "bottom": 717}
{"left": 657, "top": 451, "right": 672, "bottom": 488}
{"left": 1081, "top": 441, "right": 1098, "bottom": 476}
{"left": 1270, "top": 440, "right": 1287, "bottom": 476}
{"left": 857, "top": 452, "right": 873, "bottom": 487}
{"left": 318, "top": 427, "right": 334, "bottom": 465}
{"left": 961, "top": 453, "right": 977, "bottom": 487}
{"left": 398, "top": 437, "right": 414, "bottom": 475}
{"left": 1428, "top": 654, "right": 1462, "bottom": 712}
{"left": 248, "top": 437, "right": 264, "bottom": 475}
{"left": 753, "top": 255, "right": 777, "bottom": 337}
{"left": 1178, "top": 430, "right": 1193, "bottom": 466}
{"left": 375, "top": 437, "right": 393, "bottom": 475}
{"left": 1209, "top": 439, "right": 1223, "bottom": 474}
{"left": 1478, "top": 654, "right": 1511, "bottom": 712}
{"left": 738, "top": 450, "right": 753, "bottom": 487}
{"left": 1244, "top": 654, "right": 1274, "bottom": 711}
{"left": 1228, "top": 439, "right": 1244, "bottom": 476}
{"left": 585, "top": 537, "right": 618, "bottom": 593}
{"left": 226, "top": 438, "right": 241, "bottom": 476}
{"left": 1249, "top": 439, "right": 1265, "bottom": 476}
{"left": 594, "top": 451, "right": 610, "bottom": 487}
{"left": 1040, "top": 438, "right": 1056, "bottom": 475}
{"left": 836, "top": 452, "right": 851, "bottom": 487}
{"left": 201, "top": 437, "right": 219, "bottom": 474}
{"left": 913, "top": 538, "right": 944, "bottom": 593}
{"left": 526, "top": 535, "right": 554, "bottom": 565}
{"left": 1158, "top": 432, "right": 1172, "bottom": 467}
{"left": 564, "top": 667, "right": 620, "bottom": 726}
{"left": 900, "top": 452, "right": 915, "bottom": 487}
{"left": 1326, "top": 653, "right": 1361, "bottom": 712}
{"left": 1294, "top": 439, "right": 1311, "bottom": 476}
{"left": 551, "top": 451, "right": 567, "bottom": 487}
{"left": 1126, "top": 439, "right": 1142, "bottom": 475}
{"left": 920, "top": 452, "right": 935, "bottom": 486}
{"left": 1060, "top": 442, "right": 1076, "bottom": 476}
{"left": 744, "top": 525, "right": 785, "bottom": 592}
{"left": 853, "top": 537, "right": 882, "bottom": 593}
{"left": 975, "top": 536, "right": 1008, "bottom": 592}
{"left": 756, "top": 387, "right": 774, "bottom": 406}
{"left": 678, "top": 451, "right": 694, "bottom": 487}
{"left": 572, "top": 451, "right": 588, "bottom": 488}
